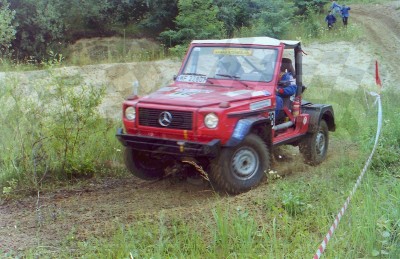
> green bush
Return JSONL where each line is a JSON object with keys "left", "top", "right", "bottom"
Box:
{"left": 159, "top": 0, "right": 226, "bottom": 47}
{"left": 293, "top": 0, "right": 328, "bottom": 15}
{"left": 0, "top": 0, "right": 16, "bottom": 56}
{"left": 282, "top": 192, "right": 306, "bottom": 216}
{"left": 0, "top": 65, "right": 121, "bottom": 193}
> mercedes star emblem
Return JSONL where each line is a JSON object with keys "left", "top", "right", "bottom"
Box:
{"left": 158, "top": 111, "right": 173, "bottom": 127}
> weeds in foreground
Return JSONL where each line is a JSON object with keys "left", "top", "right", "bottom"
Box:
{"left": 0, "top": 62, "right": 122, "bottom": 195}
{"left": 15, "top": 85, "right": 400, "bottom": 258}
{"left": 23, "top": 169, "right": 399, "bottom": 258}
{"left": 1, "top": 39, "right": 168, "bottom": 71}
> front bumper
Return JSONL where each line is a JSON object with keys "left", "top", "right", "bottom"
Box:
{"left": 116, "top": 128, "right": 221, "bottom": 158}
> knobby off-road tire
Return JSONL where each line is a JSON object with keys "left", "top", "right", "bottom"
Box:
{"left": 209, "top": 134, "right": 270, "bottom": 195}
{"left": 124, "top": 148, "right": 164, "bottom": 180}
{"left": 299, "top": 120, "right": 329, "bottom": 165}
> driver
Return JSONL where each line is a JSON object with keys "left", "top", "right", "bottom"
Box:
{"left": 216, "top": 55, "right": 243, "bottom": 77}
{"left": 275, "top": 58, "right": 297, "bottom": 121}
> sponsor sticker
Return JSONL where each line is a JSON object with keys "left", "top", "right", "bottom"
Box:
{"left": 213, "top": 48, "right": 253, "bottom": 56}
{"left": 224, "top": 90, "right": 252, "bottom": 97}
{"left": 168, "top": 88, "right": 213, "bottom": 97}
{"left": 250, "top": 99, "right": 271, "bottom": 110}
{"left": 252, "top": 90, "right": 271, "bottom": 97}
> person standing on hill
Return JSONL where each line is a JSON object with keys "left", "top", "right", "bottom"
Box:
{"left": 325, "top": 11, "right": 337, "bottom": 29}
{"left": 341, "top": 4, "right": 351, "bottom": 27}
{"left": 330, "top": 0, "right": 342, "bottom": 16}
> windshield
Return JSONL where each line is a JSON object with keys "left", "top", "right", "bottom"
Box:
{"left": 179, "top": 46, "right": 278, "bottom": 83}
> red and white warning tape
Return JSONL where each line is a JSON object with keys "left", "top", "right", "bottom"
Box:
{"left": 313, "top": 91, "right": 382, "bottom": 259}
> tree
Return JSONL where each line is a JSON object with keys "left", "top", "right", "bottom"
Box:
{"left": 9, "top": 0, "right": 67, "bottom": 61}
{"left": 250, "top": 0, "right": 295, "bottom": 38}
{"left": 58, "top": 0, "right": 111, "bottom": 35}
{"left": 9, "top": 0, "right": 111, "bottom": 61}
{"left": 140, "top": 0, "right": 178, "bottom": 36}
{"left": 0, "top": 0, "right": 16, "bottom": 56}
{"left": 214, "top": 0, "right": 254, "bottom": 38}
{"left": 159, "top": 0, "right": 225, "bottom": 47}
{"left": 105, "top": 0, "right": 149, "bottom": 26}
{"left": 293, "top": 0, "right": 328, "bottom": 15}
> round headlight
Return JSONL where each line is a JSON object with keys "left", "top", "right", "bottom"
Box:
{"left": 204, "top": 113, "right": 219, "bottom": 129}
{"left": 125, "top": 106, "right": 136, "bottom": 121}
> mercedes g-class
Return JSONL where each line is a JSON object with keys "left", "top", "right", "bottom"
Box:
{"left": 116, "top": 37, "right": 335, "bottom": 194}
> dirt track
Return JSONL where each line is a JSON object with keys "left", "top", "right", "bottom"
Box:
{"left": 1, "top": 1, "right": 400, "bottom": 254}
{"left": 352, "top": 1, "right": 400, "bottom": 83}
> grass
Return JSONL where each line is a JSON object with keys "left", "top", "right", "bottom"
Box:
{"left": 65, "top": 42, "right": 168, "bottom": 67}
{"left": 0, "top": 38, "right": 169, "bottom": 72}
{"left": 12, "top": 84, "right": 399, "bottom": 258}
{"left": 22, "top": 172, "right": 400, "bottom": 258}
{"left": 0, "top": 64, "right": 124, "bottom": 196}
{"left": 3, "top": 94, "right": 399, "bottom": 256}
{"left": 284, "top": 6, "right": 363, "bottom": 45}
{"left": 1, "top": 5, "right": 399, "bottom": 258}
{"left": 349, "top": 0, "right": 392, "bottom": 3}
{"left": 284, "top": 0, "right": 395, "bottom": 44}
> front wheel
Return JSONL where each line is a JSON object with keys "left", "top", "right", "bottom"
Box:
{"left": 299, "top": 120, "right": 329, "bottom": 165}
{"left": 209, "top": 134, "right": 270, "bottom": 194}
{"left": 124, "top": 148, "right": 165, "bottom": 180}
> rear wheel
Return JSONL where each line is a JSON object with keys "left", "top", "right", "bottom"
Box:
{"left": 299, "top": 120, "right": 329, "bottom": 165}
{"left": 124, "top": 148, "right": 165, "bottom": 180}
{"left": 209, "top": 134, "right": 270, "bottom": 194}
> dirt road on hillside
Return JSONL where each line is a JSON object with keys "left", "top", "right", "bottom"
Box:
{"left": 352, "top": 1, "right": 400, "bottom": 83}
{"left": 1, "top": 1, "right": 400, "bottom": 255}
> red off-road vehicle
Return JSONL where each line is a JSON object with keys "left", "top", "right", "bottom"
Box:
{"left": 116, "top": 37, "right": 335, "bottom": 194}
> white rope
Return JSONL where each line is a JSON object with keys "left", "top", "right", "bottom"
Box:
{"left": 313, "top": 92, "right": 382, "bottom": 259}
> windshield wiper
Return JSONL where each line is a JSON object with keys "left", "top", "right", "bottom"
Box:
{"left": 215, "top": 74, "right": 248, "bottom": 88}
{"left": 215, "top": 73, "right": 239, "bottom": 79}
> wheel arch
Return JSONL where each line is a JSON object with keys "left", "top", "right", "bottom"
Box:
{"left": 225, "top": 117, "right": 272, "bottom": 147}
{"left": 302, "top": 104, "right": 336, "bottom": 133}
{"left": 322, "top": 110, "right": 335, "bottom": 132}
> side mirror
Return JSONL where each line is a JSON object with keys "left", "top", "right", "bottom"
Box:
{"left": 173, "top": 75, "right": 177, "bottom": 80}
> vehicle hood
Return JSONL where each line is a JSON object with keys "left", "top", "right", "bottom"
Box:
{"left": 137, "top": 83, "right": 272, "bottom": 108}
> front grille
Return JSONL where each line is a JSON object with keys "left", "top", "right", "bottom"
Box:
{"left": 138, "top": 108, "right": 193, "bottom": 130}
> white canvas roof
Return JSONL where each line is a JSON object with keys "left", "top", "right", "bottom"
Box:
{"left": 191, "top": 37, "right": 300, "bottom": 47}
{"left": 281, "top": 40, "right": 301, "bottom": 49}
